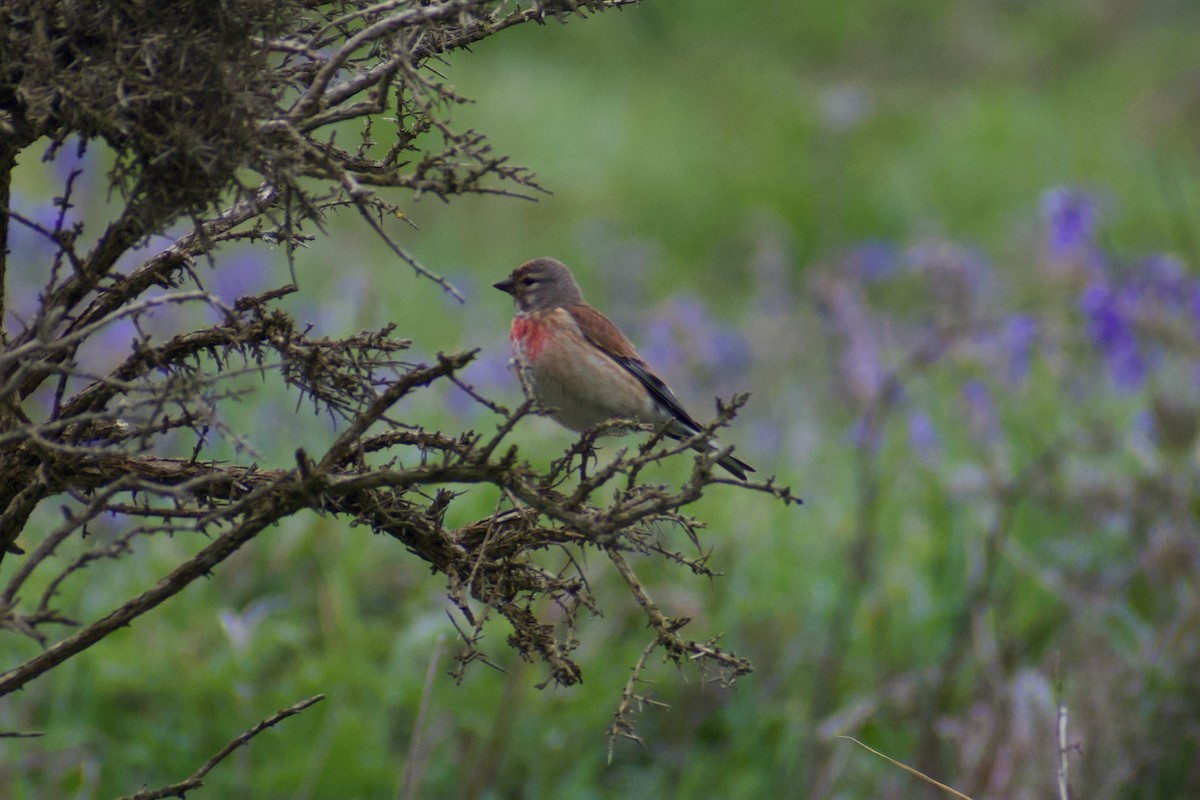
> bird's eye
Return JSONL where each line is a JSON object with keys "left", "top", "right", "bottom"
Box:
{"left": 520, "top": 277, "right": 537, "bottom": 287}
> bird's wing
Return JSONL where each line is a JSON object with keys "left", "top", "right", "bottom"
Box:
{"left": 568, "top": 303, "right": 704, "bottom": 434}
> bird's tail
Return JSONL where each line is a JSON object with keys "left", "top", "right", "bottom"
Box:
{"left": 714, "top": 448, "right": 754, "bottom": 481}
{"left": 665, "top": 421, "right": 754, "bottom": 480}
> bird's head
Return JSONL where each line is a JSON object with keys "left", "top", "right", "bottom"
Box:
{"left": 494, "top": 257, "right": 584, "bottom": 312}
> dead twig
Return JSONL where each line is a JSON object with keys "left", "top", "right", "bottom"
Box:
{"left": 118, "top": 694, "right": 326, "bottom": 800}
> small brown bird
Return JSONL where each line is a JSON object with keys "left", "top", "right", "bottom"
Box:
{"left": 495, "top": 257, "right": 754, "bottom": 479}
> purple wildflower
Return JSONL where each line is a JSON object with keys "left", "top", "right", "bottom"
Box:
{"left": 751, "top": 419, "right": 783, "bottom": 460}
{"left": 638, "top": 317, "right": 682, "bottom": 379}
{"left": 820, "top": 280, "right": 886, "bottom": 408}
{"left": 1079, "top": 281, "right": 1145, "bottom": 391}
{"left": 446, "top": 346, "right": 514, "bottom": 420}
{"left": 74, "top": 315, "right": 138, "bottom": 376}
{"left": 672, "top": 296, "right": 711, "bottom": 343}
{"left": 1191, "top": 282, "right": 1200, "bottom": 342}
{"left": 1136, "top": 254, "right": 1186, "bottom": 301}
{"left": 210, "top": 249, "right": 271, "bottom": 304}
{"left": 840, "top": 329, "right": 886, "bottom": 409}
{"left": 648, "top": 300, "right": 705, "bottom": 368}
{"left": 1003, "top": 315, "right": 1038, "bottom": 384}
{"left": 847, "top": 415, "right": 875, "bottom": 453}
{"left": 710, "top": 328, "right": 750, "bottom": 377}
{"left": 1041, "top": 188, "right": 1099, "bottom": 258}
{"left": 845, "top": 240, "right": 900, "bottom": 283}
{"left": 637, "top": 294, "right": 750, "bottom": 400}
{"left": 907, "top": 409, "right": 941, "bottom": 463}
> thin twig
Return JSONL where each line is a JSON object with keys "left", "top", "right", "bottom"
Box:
{"left": 118, "top": 694, "right": 326, "bottom": 800}
{"left": 606, "top": 636, "right": 664, "bottom": 763}
{"left": 837, "top": 736, "right": 975, "bottom": 800}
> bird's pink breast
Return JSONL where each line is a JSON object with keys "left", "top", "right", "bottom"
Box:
{"left": 511, "top": 315, "right": 550, "bottom": 360}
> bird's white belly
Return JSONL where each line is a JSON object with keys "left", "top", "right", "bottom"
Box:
{"left": 522, "top": 335, "right": 658, "bottom": 432}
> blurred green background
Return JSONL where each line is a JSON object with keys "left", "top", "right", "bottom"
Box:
{"left": 4, "top": 0, "right": 1200, "bottom": 797}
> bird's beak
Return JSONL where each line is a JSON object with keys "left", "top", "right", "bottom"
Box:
{"left": 493, "top": 277, "right": 515, "bottom": 294}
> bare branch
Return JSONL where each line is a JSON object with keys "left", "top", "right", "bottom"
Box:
{"left": 0, "top": 0, "right": 800, "bottom": 776}
{"left": 117, "top": 694, "right": 327, "bottom": 800}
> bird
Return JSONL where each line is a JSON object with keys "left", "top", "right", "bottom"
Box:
{"left": 494, "top": 257, "right": 754, "bottom": 480}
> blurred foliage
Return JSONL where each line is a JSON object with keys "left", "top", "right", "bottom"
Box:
{"left": 4, "top": 0, "right": 1200, "bottom": 798}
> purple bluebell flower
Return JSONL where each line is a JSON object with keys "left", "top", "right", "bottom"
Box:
{"left": 820, "top": 280, "right": 886, "bottom": 409}
{"left": 675, "top": 296, "right": 722, "bottom": 364}
{"left": 907, "top": 409, "right": 941, "bottom": 463}
{"left": 638, "top": 317, "right": 682, "bottom": 378}
{"left": 1079, "top": 281, "right": 1145, "bottom": 390}
{"left": 1003, "top": 315, "right": 1038, "bottom": 384}
{"left": 210, "top": 249, "right": 271, "bottom": 304}
{"left": 846, "top": 240, "right": 900, "bottom": 283}
{"left": 751, "top": 418, "right": 783, "bottom": 460}
{"left": 446, "top": 346, "right": 514, "bottom": 420}
{"left": 1136, "top": 254, "right": 1186, "bottom": 304}
{"left": 639, "top": 295, "right": 750, "bottom": 398}
{"left": 73, "top": 315, "right": 139, "bottom": 377}
{"left": 672, "top": 295, "right": 710, "bottom": 336}
{"left": 710, "top": 328, "right": 750, "bottom": 378}
{"left": 846, "top": 414, "right": 875, "bottom": 452}
{"left": 1042, "top": 188, "right": 1099, "bottom": 257}
{"left": 1191, "top": 282, "right": 1200, "bottom": 343}
{"left": 841, "top": 328, "right": 886, "bottom": 409}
